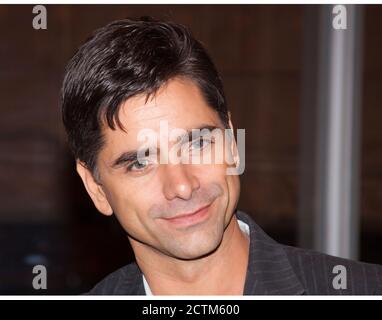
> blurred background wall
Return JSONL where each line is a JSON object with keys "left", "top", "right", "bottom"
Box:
{"left": 0, "top": 4, "right": 381, "bottom": 294}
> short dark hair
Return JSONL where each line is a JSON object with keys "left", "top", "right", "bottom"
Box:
{"left": 61, "top": 17, "right": 229, "bottom": 175}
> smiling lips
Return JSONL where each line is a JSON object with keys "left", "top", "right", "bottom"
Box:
{"left": 162, "top": 204, "right": 211, "bottom": 226}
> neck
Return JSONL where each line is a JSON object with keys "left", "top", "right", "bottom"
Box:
{"left": 130, "top": 214, "right": 250, "bottom": 295}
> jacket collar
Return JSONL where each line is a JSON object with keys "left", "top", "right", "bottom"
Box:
{"left": 120, "top": 263, "right": 146, "bottom": 295}
{"left": 236, "top": 210, "right": 305, "bottom": 295}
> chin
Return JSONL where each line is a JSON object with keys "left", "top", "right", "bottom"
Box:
{"left": 169, "top": 232, "right": 224, "bottom": 260}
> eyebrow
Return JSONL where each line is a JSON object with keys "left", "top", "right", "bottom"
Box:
{"left": 110, "top": 124, "right": 222, "bottom": 169}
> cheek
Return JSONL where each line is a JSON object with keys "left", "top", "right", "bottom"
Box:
{"left": 196, "top": 164, "right": 231, "bottom": 201}
{"left": 103, "top": 180, "right": 148, "bottom": 218}
{"left": 201, "top": 164, "right": 239, "bottom": 206}
{"left": 226, "top": 174, "right": 240, "bottom": 208}
{"left": 106, "top": 183, "right": 158, "bottom": 238}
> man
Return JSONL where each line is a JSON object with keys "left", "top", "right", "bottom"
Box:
{"left": 62, "top": 17, "right": 382, "bottom": 295}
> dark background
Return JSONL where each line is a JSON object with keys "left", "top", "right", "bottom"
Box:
{"left": 0, "top": 4, "right": 382, "bottom": 294}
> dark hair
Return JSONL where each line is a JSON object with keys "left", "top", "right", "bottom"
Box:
{"left": 61, "top": 17, "right": 229, "bottom": 175}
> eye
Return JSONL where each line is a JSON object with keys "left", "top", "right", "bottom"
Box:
{"left": 126, "top": 159, "right": 150, "bottom": 172}
{"left": 190, "top": 137, "right": 213, "bottom": 151}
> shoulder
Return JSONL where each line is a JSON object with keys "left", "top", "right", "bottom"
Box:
{"left": 85, "top": 262, "right": 144, "bottom": 295}
{"left": 281, "top": 244, "right": 382, "bottom": 294}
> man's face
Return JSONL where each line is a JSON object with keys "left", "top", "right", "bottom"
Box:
{"left": 87, "top": 77, "right": 240, "bottom": 260}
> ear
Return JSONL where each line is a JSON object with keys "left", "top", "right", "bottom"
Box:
{"left": 228, "top": 113, "right": 240, "bottom": 169}
{"left": 76, "top": 161, "right": 113, "bottom": 216}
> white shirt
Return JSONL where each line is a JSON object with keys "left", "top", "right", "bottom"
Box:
{"left": 142, "top": 218, "right": 250, "bottom": 295}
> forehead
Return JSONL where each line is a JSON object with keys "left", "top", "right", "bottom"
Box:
{"left": 102, "top": 78, "right": 222, "bottom": 149}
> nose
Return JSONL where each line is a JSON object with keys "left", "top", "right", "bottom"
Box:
{"left": 161, "top": 164, "right": 200, "bottom": 201}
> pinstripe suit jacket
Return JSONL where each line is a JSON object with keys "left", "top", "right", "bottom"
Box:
{"left": 88, "top": 210, "right": 382, "bottom": 295}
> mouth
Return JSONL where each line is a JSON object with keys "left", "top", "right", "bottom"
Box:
{"left": 161, "top": 204, "right": 211, "bottom": 227}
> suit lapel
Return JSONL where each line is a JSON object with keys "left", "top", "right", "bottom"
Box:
{"left": 114, "top": 262, "right": 146, "bottom": 295}
{"left": 237, "top": 211, "right": 306, "bottom": 295}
